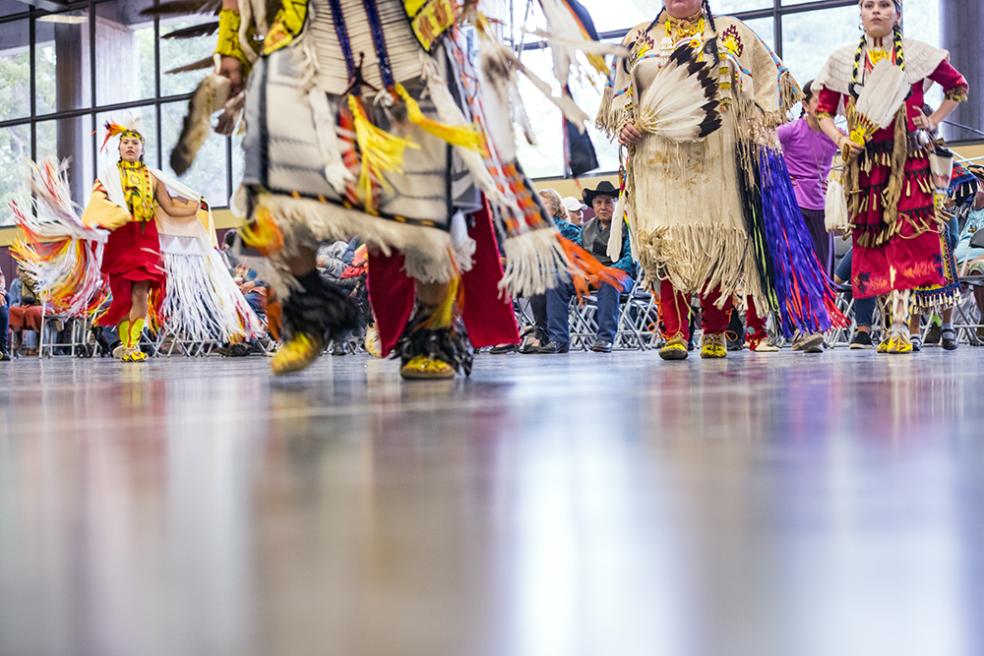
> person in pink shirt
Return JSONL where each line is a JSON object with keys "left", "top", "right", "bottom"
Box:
{"left": 778, "top": 80, "right": 840, "bottom": 276}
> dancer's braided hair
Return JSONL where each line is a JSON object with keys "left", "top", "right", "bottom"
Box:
{"left": 701, "top": 0, "right": 722, "bottom": 67}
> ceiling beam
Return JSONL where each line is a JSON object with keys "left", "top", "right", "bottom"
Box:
{"left": 14, "top": 0, "right": 71, "bottom": 13}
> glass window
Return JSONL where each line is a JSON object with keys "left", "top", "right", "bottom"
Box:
{"left": 160, "top": 16, "right": 218, "bottom": 97}
{"left": 901, "top": 1, "right": 939, "bottom": 47}
{"left": 0, "top": 124, "right": 30, "bottom": 227}
{"left": 714, "top": 0, "right": 773, "bottom": 14}
{"left": 161, "top": 100, "right": 229, "bottom": 207}
{"left": 513, "top": 0, "right": 661, "bottom": 35}
{"left": 231, "top": 131, "right": 245, "bottom": 197}
{"left": 0, "top": 18, "right": 31, "bottom": 121}
{"left": 742, "top": 16, "right": 775, "bottom": 51}
{"left": 36, "top": 115, "right": 95, "bottom": 207}
{"left": 514, "top": 47, "right": 618, "bottom": 179}
{"left": 35, "top": 9, "right": 92, "bottom": 116}
{"left": 95, "top": 0, "right": 157, "bottom": 105}
{"left": 781, "top": 5, "right": 860, "bottom": 88}
{"left": 96, "top": 105, "right": 159, "bottom": 169}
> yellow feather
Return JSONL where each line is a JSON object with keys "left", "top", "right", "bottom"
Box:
{"left": 393, "top": 83, "right": 486, "bottom": 153}
{"left": 348, "top": 95, "right": 419, "bottom": 214}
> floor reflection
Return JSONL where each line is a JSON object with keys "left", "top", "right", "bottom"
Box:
{"left": 1, "top": 351, "right": 984, "bottom": 655}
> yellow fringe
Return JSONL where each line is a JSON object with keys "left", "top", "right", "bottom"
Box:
{"left": 348, "top": 94, "right": 419, "bottom": 215}
{"left": 393, "top": 83, "right": 486, "bottom": 153}
{"left": 422, "top": 274, "right": 460, "bottom": 330}
{"left": 240, "top": 205, "right": 285, "bottom": 256}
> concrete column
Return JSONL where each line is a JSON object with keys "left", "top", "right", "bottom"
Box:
{"left": 941, "top": 1, "right": 983, "bottom": 143}
{"left": 54, "top": 22, "right": 88, "bottom": 205}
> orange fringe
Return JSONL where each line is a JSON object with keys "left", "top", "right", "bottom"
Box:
{"left": 556, "top": 235, "right": 629, "bottom": 303}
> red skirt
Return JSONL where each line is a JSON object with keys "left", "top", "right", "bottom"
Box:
{"left": 97, "top": 220, "right": 166, "bottom": 326}
{"left": 851, "top": 143, "right": 945, "bottom": 299}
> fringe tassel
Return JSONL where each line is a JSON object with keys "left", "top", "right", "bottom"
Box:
{"left": 348, "top": 94, "right": 420, "bottom": 214}
{"left": 421, "top": 274, "right": 460, "bottom": 330}
{"left": 248, "top": 193, "right": 461, "bottom": 297}
{"left": 755, "top": 146, "right": 848, "bottom": 337}
{"left": 159, "top": 244, "right": 264, "bottom": 342}
{"left": 420, "top": 54, "right": 512, "bottom": 209}
{"left": 557, "top": 235, "right": 629, "bottom": 299}
{"left": 393, "top": 82, "right": 485, "bottom": 152}
{"left": 498, "top": 228, "right": 628, "bottom": 299}
{"left": 10, "top": 159, "right": 110, "bottom": 317}
{"left": 240, "top": 205, "right": 285, "bottom": 256}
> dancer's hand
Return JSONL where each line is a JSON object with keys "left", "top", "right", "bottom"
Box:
{"left": 837, "top": 134, "right": 863, "bottom": 160}
{"left": 912, "top": 108, "right": 938, "bottom": 132}
{"left": 618, "top": 122, "right": 643, "bottom": 146}
{"left": 219, "top": 56, "right": 245, "bottom": 96}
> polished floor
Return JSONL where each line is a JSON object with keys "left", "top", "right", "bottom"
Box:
{"left": 2, "top": 348, "right": 984, "bottom": 656}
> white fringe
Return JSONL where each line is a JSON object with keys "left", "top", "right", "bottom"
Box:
{"left": 308, "top": 88, "right": 355, "bottom": 194}
{"left": 12, "top": 159, "right": 109, "bottom": 317}
{"left": 256, "top": 193, "right": 462, "bottom": 295}
{"left": 499, "top": 228, "right": 571, "bottom": 298}
{"left": 635, "top": 225, "right": 750, "bottom": 306}
{"left": 420, "top": 53, "right": 512, "bottom": 210}
{"left": 160, "top": 239, "right": 264, "bottom": 342}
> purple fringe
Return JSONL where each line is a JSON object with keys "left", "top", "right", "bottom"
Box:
{"left": 757, "top": 146, "right": 842, "bottom": 338}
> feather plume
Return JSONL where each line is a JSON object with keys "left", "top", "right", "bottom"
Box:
{"left": 100, "top": 121, "right": 129, "bottom": 152}
{"left": 166, "top": 56, "right": 215, "bottom": 75}
{"left": 636, "top": 44, "right": 721, "bottom": 142}
{"left": 10, "top": 159, "right": 109, "bottom": 317}
{"left": 824, "top": 164, "right": 850, "bottom": 233}
{"left": 162, "top": 21, "right": 220, "bottom": 40}
{"left": 140, "top": 0, "right": 222, "bottom": 18}
{"left": 855, "top": 60, "right": 909, "bottom": 131}
{"left": 170, "top": 73, "right": 232, "bottom": 175}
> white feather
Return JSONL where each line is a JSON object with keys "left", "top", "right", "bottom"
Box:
{"left": 607, "top": 210, "right": 624, "bottom": 261}
{"left": 478, "top": 45, "right": 519, "bottom": 162}
{"left": 856, "top": 60, "right": 909, "bottom": 130}
{"left": 637, "top": 49, "right": 719, "bottom": 142}
{"left": 824, "top": 164, "right": 850, "bottom": 233}
{"left": 11, "top": 159, "right": 109, "bottom": 316}
{"left": 420, "top": 54, "right": 511, "bottom": 209}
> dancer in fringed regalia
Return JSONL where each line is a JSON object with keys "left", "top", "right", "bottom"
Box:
{"left": 598, "top": 0, "right": 844, "bottom": 361}
{"left": 149, "top": 0, "right": 625, "bottom": 379}
{"left": 11, "top": 121, "right": 263, "bottom": 362}
{"left": 815, "top": 0, "right": 969, "bottom": 354}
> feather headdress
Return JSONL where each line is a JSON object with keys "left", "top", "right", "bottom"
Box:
{"left": 99, "top": 119, "right": 144, "bottom": 152}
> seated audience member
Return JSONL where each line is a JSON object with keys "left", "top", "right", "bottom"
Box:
{"left": 954, "top": 182, "right": 984, "bottom": 342}
{"left": 7, "top": 267, "right": 44, "bottom": 356}
{"left": 530, "top": 182, "right": 634, "bottom": 354}
{"left": 834, "top": 248, "right": 876, "bottom": 349}
{"left": 563, "top": 196, "right": 585, "bottom": 226}
{"left": 0, "top": 270, "right": 9, "bottom": 361}
{"left": 515, "top": 189, "right": 583, "bottom": 353}
{"left": 910, "top": 167, "right": 983, "bottom": 350}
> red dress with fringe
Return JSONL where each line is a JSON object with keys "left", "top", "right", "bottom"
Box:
{"left": 817, "top": 59, "right": 968, "bottom": 299}
{"left": 97, "top": 219, "right": 166, "bottom": 327}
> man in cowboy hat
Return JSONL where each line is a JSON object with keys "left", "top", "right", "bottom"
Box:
{"left": 531, "top": 180, "right": 635, "bottom": 354}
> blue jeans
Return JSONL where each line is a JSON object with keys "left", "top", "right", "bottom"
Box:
{"left": 546, "top": 278, "right": 630, "bottom": 346}
{"left": 0, "top": 304, "right": 8, "bottom": 351}
{"left": 835, "top": 248, "right": 874, "bottom": 328}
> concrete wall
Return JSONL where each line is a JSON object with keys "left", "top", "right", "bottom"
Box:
{"left": 942, "top": 1, "right": 983, "bottom": 143}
